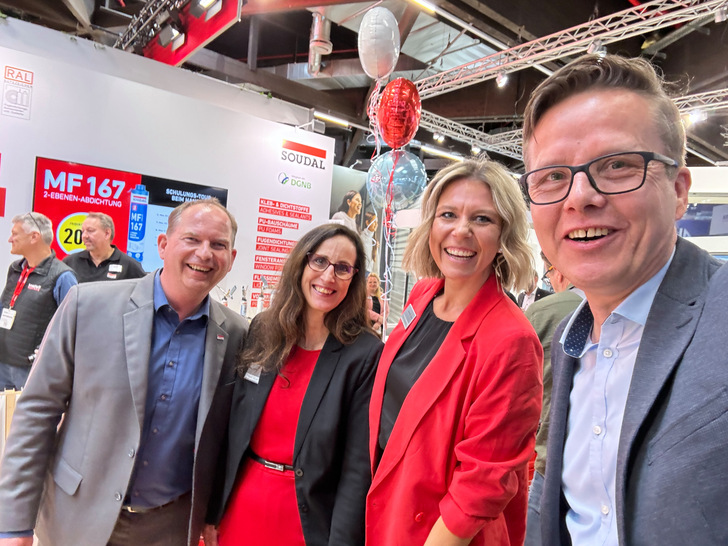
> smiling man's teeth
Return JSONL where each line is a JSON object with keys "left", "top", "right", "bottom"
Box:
{"left": 188, "top": 264, "right": 211, "bottom": 272}
{"left": 314, "top": 286, "right": 334, "bottom": 295}
{"left": 446, "top": 248, "right": 475, "bottom": 258}
{"left": 568, "top": 227, "right": 611, "bottom": 240}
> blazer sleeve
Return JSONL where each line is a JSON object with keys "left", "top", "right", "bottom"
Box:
{"left": 439, "top": 325, "right": 543, "bottom": 539}
{"left": 0, "top": 285, "right": 79, "bottom": 532}
{"left": 328, "top": 334, "right": 383, "bottom": 546}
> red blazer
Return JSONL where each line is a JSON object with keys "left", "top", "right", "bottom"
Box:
{"left": 366, "top": 275, "right": 543, "bottom": 545}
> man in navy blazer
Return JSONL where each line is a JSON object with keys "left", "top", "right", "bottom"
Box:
{"left": 520, "top": 54, "right": 724, "bottom": 545}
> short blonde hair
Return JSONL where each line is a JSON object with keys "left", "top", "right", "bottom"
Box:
{"left": 367, "top": 272, "right": 382, "bottom": 299}
{"left": 402, "top": 159, "right": 533, "bottom": 292}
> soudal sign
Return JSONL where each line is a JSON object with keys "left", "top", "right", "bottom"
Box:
{"left": 281, "top": 140, "right": 326, "bottom": 170}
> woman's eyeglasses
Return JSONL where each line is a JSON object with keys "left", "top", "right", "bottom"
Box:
{"left": 306, "top": 253, "right": 358, "bottom": 280}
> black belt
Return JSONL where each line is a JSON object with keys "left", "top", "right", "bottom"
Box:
{"left": 249, "top": 450, "right": 294, "bottom": 472}
{"left": 121, "top": 493, "right": 186, "bottom": 514}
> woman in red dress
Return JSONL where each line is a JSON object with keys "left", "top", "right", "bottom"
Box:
{"left": 204, "top": 223, "right": 382, "bottom": 546}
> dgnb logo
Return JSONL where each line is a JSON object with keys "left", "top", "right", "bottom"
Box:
{"left": 279, "top": 172, "right": 311, "bottom": 190}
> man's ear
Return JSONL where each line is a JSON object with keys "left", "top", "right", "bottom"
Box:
{"left": 673, "top": 166, "right": 691, "bottom": 221}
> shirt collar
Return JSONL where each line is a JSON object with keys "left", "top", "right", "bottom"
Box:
{"left": 153, "top": 270, "right": 209, "bottom": 322}
{"left": 560, "top": 247, "right": 675, "bottom": 357}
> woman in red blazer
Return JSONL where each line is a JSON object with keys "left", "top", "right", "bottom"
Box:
{"left": 366, "top": 159, "right": 543, "bottom": 545}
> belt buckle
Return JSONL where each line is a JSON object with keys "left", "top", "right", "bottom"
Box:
{"left": 263, "top": 460, "right": 285, "bottom": 472}
{"left": 122, "top": 505, "right": 143, "bottom": 514}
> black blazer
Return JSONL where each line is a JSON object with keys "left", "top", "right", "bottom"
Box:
{"left": 517, "top": 287, "right": 551, "bottom": 308}
{"left": 209, "top": 330, "right": 383, "bottom": 546}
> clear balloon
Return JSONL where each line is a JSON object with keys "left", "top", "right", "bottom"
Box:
{"left": 366, "top": 150, "right": 427, "bottom": 211}
{"left": 358, "top": 8, "right": 401, "bottom": 80}
{"left": 377, "top": 78, "right": 422, "bottom": 149}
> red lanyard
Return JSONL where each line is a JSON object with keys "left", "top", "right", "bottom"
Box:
{"left": 9, "top": 264, "right": 35, "bottom": 308}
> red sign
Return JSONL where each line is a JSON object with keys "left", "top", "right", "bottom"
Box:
{"left": 33, "top": 158, "right": 141, "bottom": 259}
{"left": 143, "top": 0, "right": 241, "bottom": 67}
{"left": 4, "top": 67, "right": 33, "bottom": 84}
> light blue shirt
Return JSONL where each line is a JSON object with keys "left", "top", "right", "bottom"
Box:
{"left": 560, "top": 250, "right": 674, "bottom": 546}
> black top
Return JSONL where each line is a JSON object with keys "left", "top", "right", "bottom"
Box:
{"left": 371, "top": 295, "right": 381, "bottom": 315}
{"left": 63, "top": 246, "right": 146, "bottom": 283}
{"left": 379, "top": 297, "right": 453, "bottom": 452}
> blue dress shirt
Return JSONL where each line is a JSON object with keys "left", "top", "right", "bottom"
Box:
{"left": 125, "top": 271, "right": 209, "bottom": 509}
{"left": 559, "top": 251, "right": 674, "bottom": 546}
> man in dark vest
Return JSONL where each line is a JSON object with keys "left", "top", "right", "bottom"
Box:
{"left": 0, "top": 212, "right": 77, "bottom": 389}
{"left": 63, "top": 212, "right": 145, "bottom": 282}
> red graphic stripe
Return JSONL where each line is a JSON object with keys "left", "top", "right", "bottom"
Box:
{"left": 282, "top": 140, "right": 326, "bottom": 159}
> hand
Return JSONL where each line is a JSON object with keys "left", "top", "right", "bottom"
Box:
{"left": 202, "top": 524, "right": 219, "bottom": 546}
{"left": 0, "top": 537, "right": 34, "bottom": 546}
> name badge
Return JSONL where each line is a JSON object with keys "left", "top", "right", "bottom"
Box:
{"left": 107, "top": 272, "right": 118, "bottom": 279}
{"left": 0, "top": 308, "right": 17, "bottom": 330}
{"left": 400, "top": 304, "right": 416, "bottom": 330}
{"left": 109, "top": 264, "right": 123, "bottom": 273}
{"left": 244, "top": 365, "right": 262, "bottom": 384}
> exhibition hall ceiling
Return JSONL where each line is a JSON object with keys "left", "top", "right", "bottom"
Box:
{"left": 3, "top": 0, "right": 728, "bottom": 169}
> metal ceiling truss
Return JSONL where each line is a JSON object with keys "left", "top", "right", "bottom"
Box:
{"left": 114, "top": 0, "right": 185, "bottom": 51}
{"left": 415, "top": 0, "right": 728, "bottom": 100}
{"left": 674, "top": 88, "right": 728, "bottom": 112}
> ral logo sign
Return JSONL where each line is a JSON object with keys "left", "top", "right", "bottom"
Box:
{"left": 278, "top": 172, "right": 311, "bottom": 189}
{"left": 281, "top": 140, "right": 327, "bottom": 170}
{"left": 3, "top": 66, "right": 34, "bottom": 120}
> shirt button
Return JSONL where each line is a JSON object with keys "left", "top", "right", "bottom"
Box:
{"left": 160, "top": 394, "right": 167, "bottom": 401}
{"left": 128, "top": 448, "right": 135, "bottom": 458}
{"left": 414, "top": 512, "right": 424, "bottom": 522}
{"left": 152, "top": 427, "right": 159, "bottom": 434}
{"left": 168, "top": 361, "right": 174, "bottom": 367}
{"left": 593, "top": 425, "right": 603, "bottom": 435}
{"left": 143, "top": 460, "right": 149, "bottom": 467}
{"left": 601, "top": 504, "right": 610, "bottom": 515}
{"left": 603, "top": 348, "right": 613, "bottom": 358}
{"left": 114, "top": 492, "right": 122, "bottom": 502}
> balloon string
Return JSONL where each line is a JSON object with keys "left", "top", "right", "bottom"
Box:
{"left": 381, "top": 151, "right": 400, "bottom": 342}
{"left": 367, "top": 79, "right": 385, "bottom": 160}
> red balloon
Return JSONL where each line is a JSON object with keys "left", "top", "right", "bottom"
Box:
{"left": 377, "top": 78, "right": 421, "bottom": 149}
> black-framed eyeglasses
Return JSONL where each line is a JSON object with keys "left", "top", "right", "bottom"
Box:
{"left": 520, "top": 151, "right": 679, "bottom": 205}
{"left": 306, "top": 252, "right": 358, "bottom": 280}
{"left": 541, "top": 265, "right": 554, "bottom": 284}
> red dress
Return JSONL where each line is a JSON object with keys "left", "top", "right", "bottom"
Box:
{"left": 218, "top": 346, "right": 320, "bottom": 546}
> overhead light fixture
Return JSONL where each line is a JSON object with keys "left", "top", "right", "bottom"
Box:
{"left": 496, "top": 72, "right": 509, "bottom": 88}
{"left": 314, "top": 111, "right": 350, "bottom": 128}
{"left": 432, "top": 132, "right": 445, "bottom": 144}
{"left": 688, "top": 109, "right": 708, "bottom": 125}
{"left": 409, "top": 0, "right": 437, "bottom": 14}
{"left": 715, "top": 6, "right": 728, "bottom": 23}
{"left": 471, "top": 145, "right": 481, "bottom": 155}
{"left": 189, "top": 0, "right": 223, "bottom": 21}
{"left": 157, "top": 24, "right": 185, "bottom": 50}
{"left": 420, "top": 144, "right": 463, "bottom": 162}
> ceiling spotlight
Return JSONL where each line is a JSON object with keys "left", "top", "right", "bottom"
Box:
{"left": 688, "top": 109, "right": 708, "bottom": 125}
{"left": 471, "top": 145, "right": 481, "bottom": 155}
{"left": 715, "top": 6, "right": 727, "bottom": 23}
{"left": 190, "top": 0, "right": 223, "bottom": 21}
{"left": 496, "top": 72, "right": 509, "bottom": 88}
{"left": 158, "top": 24, "right": 185, "bottom": 50}
{"left": 587, "top": 39, "right": 603, "bottom": 54}
{"left": 436, "top": 134, "right": 445, "bottom": 144}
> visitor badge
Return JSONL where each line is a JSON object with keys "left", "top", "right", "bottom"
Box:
{"left": 244, "top": 365, "right": 262, "bottom": 384}
{"left": 109, "top": 264, "right": 123, "bottom": 273}
{"left": 0, "top": 308, "right": 17, "bottom": 330}
{"left": 401, "top": 304, "right": 416, "bottom": 330}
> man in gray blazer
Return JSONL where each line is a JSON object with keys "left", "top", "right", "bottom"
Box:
{"left": 0, "top": 198, "right": 247, "bottom": 546}
{"left": 520, "top": 54, "right": 723, "bottom": 545}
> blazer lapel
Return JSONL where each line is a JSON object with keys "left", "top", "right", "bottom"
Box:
{"left": 293, "top": 335, "right": 341, "bottom": 460}
{"left": 615, "top": 239, "right": 711, "bottom": 540}
{"left": 196, "top": 302, "right": 229, "bottom": 445}
{"left": 123, "top": 275, "right": 155, "bottom": 431}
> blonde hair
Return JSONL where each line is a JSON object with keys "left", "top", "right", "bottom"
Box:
{"left": 402, "top": 159, "right": 534, "bottom": 292}
{"left": 367, "top": 272, "right": 382, "bottom": 299}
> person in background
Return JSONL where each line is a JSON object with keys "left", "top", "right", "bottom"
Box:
{"left": 63, "top": 212, "right": 145, "bottom": 282}
{"left": 0, "top": 199, "right": 246, "bottom": 546}
{"left": 517, "top": 271, "right": 550, "bottom": 311}
{"left": 330, "top": 190, "right": 362, "bottom": 232}
{"left": 523, "top": 253, "right": 582, "bottom": 546}
{"left": 205, "top": 223, "right": 382, "bottom": 546}
{"left": 366, "top": 159, "right": 543, "bottom": 545}
{"left": 0, "top": 212, "right": 76, "bottom": 389}
{"left": 361, "top": 211, "right": 378, "bottom": 273}
{"left": 522, "top": 54, "right": 724, "bottom": 545}
{"left": 366, "top": 272, "right": 384, "bottom": 336}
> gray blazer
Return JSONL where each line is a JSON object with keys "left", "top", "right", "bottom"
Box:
{"left": 0, "top": 273, "right": 247, "bottom": 546}
{"left": 541, "top": 238, "right": 724, "bottom": 545}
